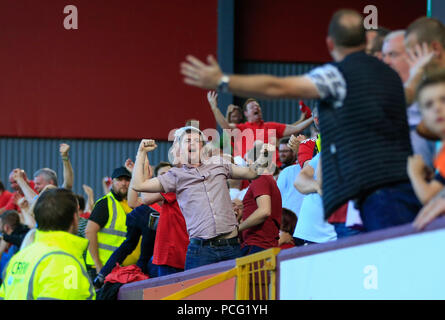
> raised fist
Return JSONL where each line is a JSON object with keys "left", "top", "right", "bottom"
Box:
{"left": 12, "top": 168, "right": 26, "bottom": 182}
{"left": 138, "top": 139, "right": 157, "bottom": 153}
{"left": 60, "top": 143, "right": 70, "bottom": 157}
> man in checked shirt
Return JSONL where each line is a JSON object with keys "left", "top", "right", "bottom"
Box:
{"left": 131, "top": 126, "right": 274, "bottom": 270}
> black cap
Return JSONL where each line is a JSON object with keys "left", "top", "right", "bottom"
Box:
{"left": 111, "top": 167, "right": 131, "bottom": 179}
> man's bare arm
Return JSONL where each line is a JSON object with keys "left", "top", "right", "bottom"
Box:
{"left": 291, "top": 112, "right": 306, "bottom": 126}
{"left": 294, "top": 163, "right": 322, "bottom": 195}
{"left": 207, "top": 91, "right": 236, "bottom": 130}
{"left": 12, "top": 169, "right": 37, "bottom": 204}
{"left": 238, "top": 195, "right": 271, "bottom": 232}
{"left": 60, "top": 143, "right": 74, "bottom": 190}
{"left": 180, "top": 55, "right": 321, "bottom": 100}
{"left": 132, "top": 139, "right": 165, "bottom": 193}
{"left": 85, "top": 220, "right": 103, "bottom": 271}
{"left": 283, "top": 117, "right": 314, "bottom": 137}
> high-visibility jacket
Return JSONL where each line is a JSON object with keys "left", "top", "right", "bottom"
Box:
{"left": 316, "top": 134, "right": 321, "bottom": 154}
{"left": 86, "top": 192, "right": 128, "bottom": 267}
{"left": 0, "top": 230, "right": 95, "bottom": 300}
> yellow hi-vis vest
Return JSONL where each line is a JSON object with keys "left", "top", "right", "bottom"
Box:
{"left": 86, "top": 192, "right": 128, "bottom": 267}
{"left": 316, "top": 134, "right": 321, "bottom": 153}
{"left": 0, "top": 230, "right": 95, "bottom": 300}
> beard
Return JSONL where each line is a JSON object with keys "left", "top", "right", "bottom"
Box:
{"left": 113, "top": 187, "right": 128, "bottom": 199}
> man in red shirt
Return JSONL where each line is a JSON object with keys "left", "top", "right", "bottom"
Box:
{"left": 152, "top": 192, "right": 189, "bottom": 276}
{"left": 239, "top": 143, "right": 282, "bottom": 256}
{"left": 208, "top": 95, "right": 313, "bottom": 165}
{"left": 0, "top": 180, "right": 13, "bottom": 213}
{"left": 139, "top": 163, "right": 189, "bottom": 277}
{"left": 1, "top": 170, "right": 36, "bottom": 214}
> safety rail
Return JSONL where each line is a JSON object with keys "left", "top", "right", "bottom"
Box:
{"left": 236, "top": 247, "right": 281, "bottom": 300}
{"left": 161, "top": 247, "right": 281, "bottom": 300}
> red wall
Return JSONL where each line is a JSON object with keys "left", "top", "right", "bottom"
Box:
{"left": 0, "top": 1, "right": 427, "bottom": 140}
{"left": 235, "top": 0, "right": 426, "bottom": 63}
{"left": 0, "top": 0, "right": 217, "bottom": 140}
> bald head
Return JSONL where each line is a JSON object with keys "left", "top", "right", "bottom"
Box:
{"left": 328, "top": 9, "right": 366, "bottom": 48}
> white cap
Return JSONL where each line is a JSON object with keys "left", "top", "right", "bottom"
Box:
{"left": 173, "top": 126, "right": 206, "bottom": 142}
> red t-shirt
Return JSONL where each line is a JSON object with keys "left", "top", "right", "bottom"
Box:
{"left": 80, "top": 211, "right": 91, "bottom": 219}
{"left": 279, "top": 242, "right": 295, "bottom": 250}
{"left": 149, "top": 202, "right": 162, "bottom": 213}
{"left": 327, "top": 202, "right": 348, "bottom": 224}
{"left": 234, "top": 121, "right": 286, "bottom": 166}
{"left": 297, "top": 138, "right": 317, "bottom": 168}
{"left": 240, "top": 179, "right": 250, "bottom": 190}
{"left": 241, "top": 175, "right": 282, "bottom": 249}
{"left": 152, "top": 192, "right": 189, "bottom": 270}
{"left": 0, "top": 191, "right": 13, "bottom": 210}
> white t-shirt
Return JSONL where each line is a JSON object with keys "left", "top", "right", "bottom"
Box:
{"left": 229, "top": 188, "right": 248, "bottom": 201}
{"left": 276, "top": 164, "right": 304, "bottom": 217}
{"left": 293, "top": 153, "right": 337, "bottom": 243}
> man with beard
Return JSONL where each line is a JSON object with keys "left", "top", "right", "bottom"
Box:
{"left": 85, "top": 166, "right": 132, "bottom": 280}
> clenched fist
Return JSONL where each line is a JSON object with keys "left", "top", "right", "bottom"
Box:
{"left": 60, "top": 143, "right": 70, "bottom": 157}
{"left": 12, "top": 168, "right": 26, "bottom": 182}
{"left": 138, "top": 139, "right": 157, "bottom": 153}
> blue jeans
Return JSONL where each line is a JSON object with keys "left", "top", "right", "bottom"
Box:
{"left": 184, "top": 239, "right": 242, "bottom": 270}
{"left": 332, "top": 223, "right": 364, "bottom": 238}
{"left": 157, "top": 265, "right": 184, "bottom": 277}
{"left": 359, "top": 182, "right": 422, "bottom": 232}
{"left": 99, "top": 205, "right": 157, "bottom": 277}
{"left": 241, "top": 245, "right": 265, "bottom": 256}
{"left": 146, "top": 256, "right": 159, "bottom": 279}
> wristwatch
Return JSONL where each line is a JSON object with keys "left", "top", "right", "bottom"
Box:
{"left": 217, "top": 74, "right": 230, "bottom": 93}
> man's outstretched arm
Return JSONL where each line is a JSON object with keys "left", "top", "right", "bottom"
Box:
{"left": 283, "top": 117, "right": 314, "bottom": 137}
{"left": 180, "top": 55, "right": 321, "bottom": 100}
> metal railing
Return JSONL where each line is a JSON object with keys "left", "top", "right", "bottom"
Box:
{"left": 162, "top": 247, "right": 281, "bottom": 300}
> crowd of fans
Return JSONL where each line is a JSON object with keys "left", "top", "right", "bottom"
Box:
{"left": 1, "top": 9, "right": 445, "bottom": 300}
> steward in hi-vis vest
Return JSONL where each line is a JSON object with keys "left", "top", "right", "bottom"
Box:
{"left": 0, "top": 189, "right": 95, "bottom": 300}
{"left": 85, "top": 166, "right": 132, "bottom": 273}
{"left": 85, "top": 191, "right": 128, "bottom": 267}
